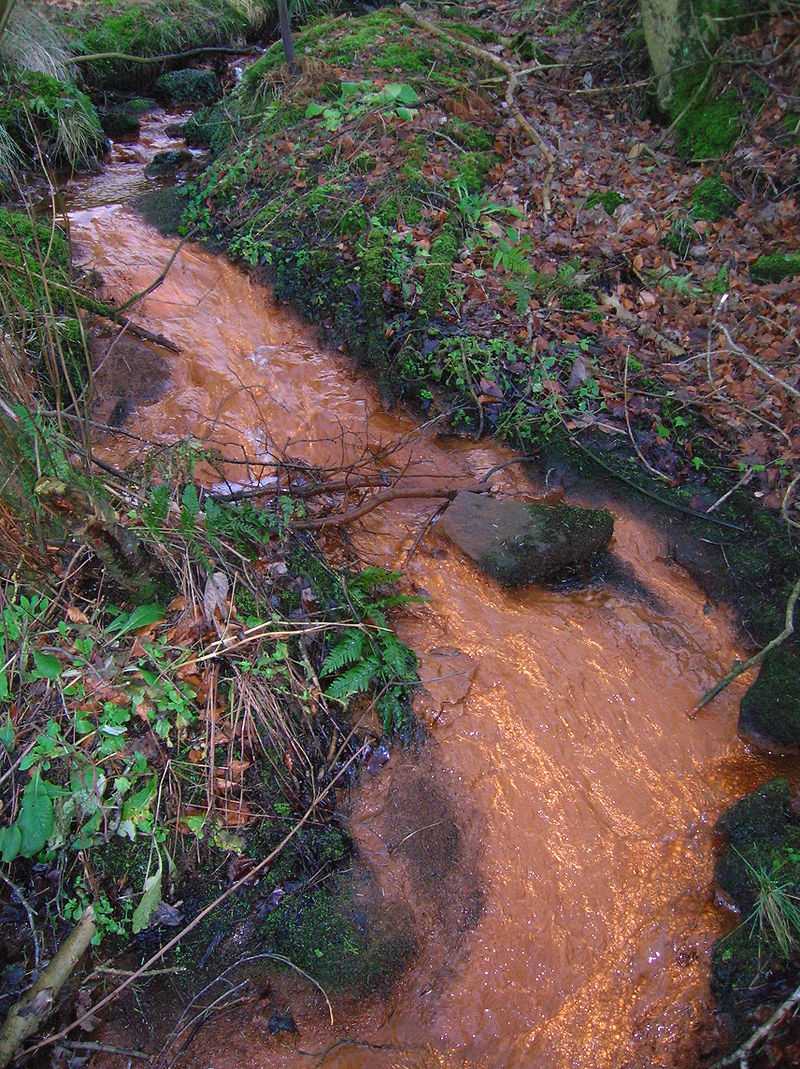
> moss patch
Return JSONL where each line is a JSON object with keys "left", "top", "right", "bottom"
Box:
{"left": 676, "top": 93, "right": 742, "bottom": 160}
{"left": 739, "top": 645, "right": 800, "bottom": 752}
{"left": 154, "top": 67, "right": 221, "bottom": 105}
{"left": 691, "top": 175, "right": 738, "bottom": 221}
{"left": 750, "top": 251, "right": 800, "bottom": 284}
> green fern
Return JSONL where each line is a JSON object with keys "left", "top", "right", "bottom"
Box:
{"left": 326, "top": 656, "right": 380, "bottom": 701}
{"left": 321, "top": 630, "right": 365, "bottom": 676}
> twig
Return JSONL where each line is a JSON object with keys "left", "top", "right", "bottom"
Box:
{"left": 692, "top": 576, "right": 800, "bottom": 715}
{"left": 290, "top": 483, "right": 486, "bottom": 530}
{"left": 398, "top": 3, "right": 556, "bottom": 214}
{"left": 712, "top": 977, "right": 800, "bottom": 1068}
{"left": 706, "top": 466, "right": 752, "bottom": 513}
{"left": 623, "top": 349, "right": 670, "bottom": 483}
{"left": 719, "top": 324, "right": 800, "bottom": 403}
{"left": 60, "top": 1041, "right": 150, "bottom": 1060}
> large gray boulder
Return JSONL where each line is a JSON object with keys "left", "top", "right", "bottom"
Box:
{"left": 440, "top": 492, "right": 614, "bottom": 586}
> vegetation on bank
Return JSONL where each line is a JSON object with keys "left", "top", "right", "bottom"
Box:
{"left": 0, "top": 187, "right": 420, "bottom": 1056}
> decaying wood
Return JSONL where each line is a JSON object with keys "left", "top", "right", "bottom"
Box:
{"left": 0, "top": 906, "right": 96, "bottom": 1069}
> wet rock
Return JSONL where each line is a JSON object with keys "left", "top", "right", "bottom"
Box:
{"left": 163, "top": 121, "right": 187, "bottom": 138}
{"left": 439, "top": 491, "right": 614, "bottom": 586}
{"left": 739, "top": 644, "right": 800, "bottom": 754}
{"left": 267, "top": 1011, "right": 297, "bottom": 1036}
{"left": 154, "top": 68, "right": 220, "bottom": 106}
{"left": 144, "top": 148, "right": 193, "bottom": 178}
{"left": 99, "top": 107, "right": 141, "bottom": 139}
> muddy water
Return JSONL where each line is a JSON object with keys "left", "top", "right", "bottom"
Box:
{"left": 69, "top": 122, "right": 780, "bottom": 1069}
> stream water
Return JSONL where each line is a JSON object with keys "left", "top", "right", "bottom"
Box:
{"left": 66, "top": 114, "right": 783, "bottom": 1069}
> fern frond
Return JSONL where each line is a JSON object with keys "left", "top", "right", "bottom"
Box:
{"left": 326, "top": 656, "right": 379, "bottom": 701}
{"left": 321, "top": 630, "right": 365, "bottom": 676}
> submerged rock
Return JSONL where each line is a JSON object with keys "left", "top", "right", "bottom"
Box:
{"left": 739, "top": 644, "right": 800, "bottom": 754}
{"left": 144, "top": 148, "right": 193, "bottom": 178}
{"left": 154, "top": 68, "right": 220, "bottom": 105}
{"left": 440, "top": 492, "right": 613, "bottom": 586}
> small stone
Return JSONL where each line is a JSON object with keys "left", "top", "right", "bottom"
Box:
{"left": 144, "top": 149, "right": 193, "bottom": 178}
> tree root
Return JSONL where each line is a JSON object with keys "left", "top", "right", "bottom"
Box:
{"left": 66, "top": 45, "right": 259, "bottom": 66}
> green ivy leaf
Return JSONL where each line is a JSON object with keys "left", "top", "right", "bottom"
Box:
{"left": 107, "top": 604, "right": 164, "bottom": 637}
{"left": 132, "top": 853, "right": 163, "bottom": 934}
{"left": 31, "top": 651, "right": 62, "bottom": 681}
{"left": 18, "top": 778, "right": 54, "bottom": 857}
{"left": 0, "top": 824, "right": 21, "bottom": 863}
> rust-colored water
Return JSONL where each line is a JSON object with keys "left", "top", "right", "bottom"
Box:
{"left": 68, "top": 119, "right": 781, "bottom": 1069}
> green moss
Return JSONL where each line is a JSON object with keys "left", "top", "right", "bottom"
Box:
{"left": 691, "top": 176, "right": 738, "bottom": 221}
{"left": 676, "top": 93, "right": 742, "bottom": 160}
{"left": 100, "top": 107, "right": 141, "bottom": 138}
{"left": 453, "top": 150, "right": 498, "bottom": 194}
{"left": 373, "top": 42, "right": 439, "bottom": 73}
{"left": 585, "top": 189, "right": 625, "bottom": 215}
{"left": 712, "top": 779, "right": 800, "bottom": 1037}
{"left": 444, "top": 117, "right": 493, "bottom": 151}
{"left": 260, "top": 885, "right": 416, "bottom": 994}
{"left": 154, "top": 68, "right": 220, "bottom": 105}
{"left": 739, "top": 646, "right": 800, "bottom": 750}
{"left": 751, "top": 251, "right": 800, "bottom": 284}
{"left": 420, "top": 223, "right": 460, "bottom": 317}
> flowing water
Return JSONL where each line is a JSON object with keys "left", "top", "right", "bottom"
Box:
{"left": 67, "top": 115, "right": 784, "bottom": 1069}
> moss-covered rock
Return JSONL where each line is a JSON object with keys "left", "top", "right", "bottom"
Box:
{"left": 676, "top": 93, "right": 741, "bottom": 160}
{"left": 750, "top": 251, "right": 800, "bottom": 284}
{"left": 439, "top": 492, "right": 614, "bottom": 586}
{"left": 712, "top": 780, "right": 800, "bottom": 1039}
{"left": 100, "top": 107, "right": 141, "bottom": 139}
{"left": 144, "top": 148, "right": 194, "bottom": 177}
{"left": 739, "top": 645, "right": 800, "bottom": 753}
{"left": 691, "top": 175, "right": 738, "bottom": 221}
{"left": 154, "top": 68, "right": 221, "bottom": 105}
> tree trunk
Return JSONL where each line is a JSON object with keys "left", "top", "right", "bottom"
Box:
{"left": 640, "top": 0, "right": 686, "bottom": 110}
{"left": 277, "top": 0, "right": 297, "bottom": 74}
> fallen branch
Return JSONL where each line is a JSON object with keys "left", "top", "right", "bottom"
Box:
{"left": 0, "top": 258, "right": 181, "bottom": 353}
{"left": 712, "top": 978, "right": 800, "bottom": 1068}
{"left": 692, "top": 575, "right": 800, "bottom": 715}
{"left": 398, "top": 3, "right": 556, "bottom": 214}
{"left": 289, "top": 483, "right": 485, "bottom": 530}
{"left": 600, "top": 293, "right": 686, "bottom": 359}
{"left": 66, "top": 45, "right": 258, "bottom": 66}
{"left": 0, "top": 906, "right": 96, "bottom": 1069}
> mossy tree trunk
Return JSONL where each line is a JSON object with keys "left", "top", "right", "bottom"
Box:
{"left": 639, "top": 0, "right": 747, "bottom": 111}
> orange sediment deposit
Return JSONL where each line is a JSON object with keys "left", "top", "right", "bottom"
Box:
{"left": 70, "top": 121, "right": 784, "bottom": 1069}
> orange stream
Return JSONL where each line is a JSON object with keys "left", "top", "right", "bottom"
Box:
{"left": 69, "top": 119, "right": 779, "bottom": 1069}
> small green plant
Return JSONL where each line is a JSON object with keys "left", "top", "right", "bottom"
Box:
{"left": 305, "top": 80, "right": 419, "bottom": 132}
{"left": 741, "top": 851, "right": 800, "bottom": 960}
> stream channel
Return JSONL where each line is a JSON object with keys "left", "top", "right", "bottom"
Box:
{"left": 65, "top": 109, "right": 786, "bottom": 1069}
